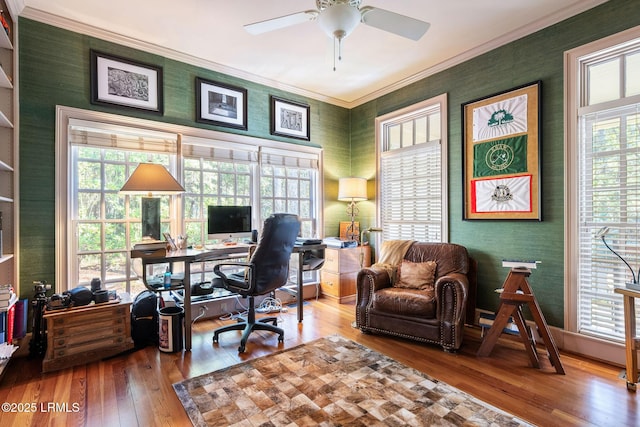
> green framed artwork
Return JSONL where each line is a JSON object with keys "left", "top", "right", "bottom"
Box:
{"left": 462, "top": 81, "right": 542, "bottom": 220}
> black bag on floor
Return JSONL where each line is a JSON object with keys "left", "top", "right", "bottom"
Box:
{"left": 131, "top": 290, "right": 159, "bottom": 348}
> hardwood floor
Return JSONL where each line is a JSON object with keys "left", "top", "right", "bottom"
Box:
{"left": 0, "top": 297, "right": 637, "bottom": 426}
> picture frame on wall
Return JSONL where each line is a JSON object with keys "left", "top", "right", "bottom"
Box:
{"left": 461, "top": 81, "right": 542, "bottom": 220}
{"left": 196, "top": 77, "right": 248, "bottom": 130}
{"left": 270, "top": 96, "right": 310, "bottom": 141}
{"left": 90, "top": 50, "right": 163, "bottom": 114}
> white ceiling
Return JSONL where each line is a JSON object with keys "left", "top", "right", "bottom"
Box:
{"left": 16, "top": 0, "right": 608, "bottom": 107}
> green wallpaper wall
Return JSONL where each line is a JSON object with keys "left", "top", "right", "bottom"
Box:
{"left": 17, "top": 0, "right": 640, "bottom": 328}
{"left": 351, "top": 0, "right": 639, "bottom": 327}
{"left": 17, "top": 18, "right": 351, "bottom": 299}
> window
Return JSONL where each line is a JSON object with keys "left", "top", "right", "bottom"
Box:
{"left": 56, "top": 108, "right": 322, "bottom": 295}
{"left": 376, "top": 94, "right": 448, "bottom": 242}
{"left": 567, "top": 29, "right": 640, "bottom": 344}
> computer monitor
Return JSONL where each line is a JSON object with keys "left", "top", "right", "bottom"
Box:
{"left": 207, "top": 205, "right": 252, "bottom": 241}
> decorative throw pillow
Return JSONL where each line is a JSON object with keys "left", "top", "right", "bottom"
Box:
{"left": 394, "top": 260, "right": 437, "bottom": 290}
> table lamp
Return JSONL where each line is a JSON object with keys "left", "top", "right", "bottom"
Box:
{"left": 338, "top": 177, "right": 367, "bottom": 241}
{"left": 120, "top": 163, "right": 185, "bottom": 241}
{"left": 596, "top": 226, "right": 640, "bottom": 290}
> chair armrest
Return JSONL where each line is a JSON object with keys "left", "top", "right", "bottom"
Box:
{"left": 435, "top": 272, "right": 469, "bottom": 323}
{"left": 214, "top": 262, "right": 253, "bottom": 291}
{"left": 356, "top": 267, "right": 391, "bottom": 304}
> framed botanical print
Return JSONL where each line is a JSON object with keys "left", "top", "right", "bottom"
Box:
{"left": 462, "top": 81, "right": 542, "bottom": 220}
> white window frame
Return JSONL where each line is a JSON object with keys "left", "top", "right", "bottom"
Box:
{"left": 375, "top": 94, "right": 448, "bottom": 242}
{"left": 55, "top": 106, "right": 323, "bottom": 293}
{"left": 565, "top": 25, "right": 640, "bottom": 363}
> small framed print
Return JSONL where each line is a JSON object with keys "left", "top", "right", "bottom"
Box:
{"left": 270, "top": 96, "right": 310, "bottom": 141}
{"left": 196, "top": 77, "right": 248, "bottom": 130}
{"left": 163, "top": 232, "right": 177, "bottom": 251}
{"left": 90, "top": 50, "right": 163, "bottom": 114}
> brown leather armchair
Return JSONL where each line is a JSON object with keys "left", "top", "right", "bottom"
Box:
{"left": 355, "top": 242, "right": 477, "bottom": 351}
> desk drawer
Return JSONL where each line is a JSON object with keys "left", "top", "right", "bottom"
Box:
{"left": 321, "top": 271, "right": 357, "bottom": 299}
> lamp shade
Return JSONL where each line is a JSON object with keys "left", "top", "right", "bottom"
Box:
{"left": 119, "top": 163, "right": 185, "bottom": 195}
{"left": 338, "top": 177, "right": 367, "bottom": 201}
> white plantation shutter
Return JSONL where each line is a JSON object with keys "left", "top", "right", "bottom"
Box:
{"left": 381, "top": 141, "right": 442, "bottom": 241}
{"left": 573, "top": 36, "right": 640, "bottom": 342}
{"left": 378, "top": 94, "right": 447, "bottom": 243}
{"left": 578, "top": 104, "right": 640, "bottom": 340}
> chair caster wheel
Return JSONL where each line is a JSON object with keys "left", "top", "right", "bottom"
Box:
{"left": 212, "top": 336, "right": 219, "bottom": 343}
{"left": 278, "top": 335, "right": 284, "bottom": 343}
{"left": 238, "top": 345, "right": 246, "bottom": 352}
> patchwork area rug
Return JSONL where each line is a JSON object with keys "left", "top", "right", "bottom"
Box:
{"left": 173, "top": 335, "right": 533, "bottom": 426}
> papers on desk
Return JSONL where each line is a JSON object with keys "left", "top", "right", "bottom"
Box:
{"left": 133, "top": 240, "right": 167, "bottom": 251}
{"left": 323, "top": 237, "right": 357, "bottom": 248}
{"left": 295, "top": 237, "right": 323, "bottom": 246}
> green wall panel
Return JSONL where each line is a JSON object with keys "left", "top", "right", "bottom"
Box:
{"left": 350, "top": 0, "right": 639, "bottom": 327}
{"left": 18, "top": 18, "right": 349, "bottom": 298}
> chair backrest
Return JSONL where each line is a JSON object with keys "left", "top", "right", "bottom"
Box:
{"left": 249, "top": 213, "right": 301, "bottom": 295}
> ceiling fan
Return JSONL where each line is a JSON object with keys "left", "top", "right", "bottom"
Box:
{"left": 245, "top": 0, "right": 430, "bottom": 69}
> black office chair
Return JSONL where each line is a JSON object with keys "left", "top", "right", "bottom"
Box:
{"left": 212, "top": 213, "right": 301, "bottom": 352}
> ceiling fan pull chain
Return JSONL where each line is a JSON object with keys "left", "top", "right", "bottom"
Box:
{"left": 333, "top": 36, "right": 337, "bottom": 71}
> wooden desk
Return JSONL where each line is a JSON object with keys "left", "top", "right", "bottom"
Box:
{"left": 614, "top": 287, "right": 640, "bottom": 391}
{"left": 132, "top": 243, "right": 325, "bottom": 350}
{"left": 477, "top": 268, "right": 565, "bottom": 374}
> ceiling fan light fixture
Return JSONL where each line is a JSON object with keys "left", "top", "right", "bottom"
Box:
{"left": 317, "top": 3, "right": 361, "bottom": 40}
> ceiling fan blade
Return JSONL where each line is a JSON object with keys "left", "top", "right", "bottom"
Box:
{"left": 244, "top": 10, "right": 319, "bottom": 35}
{"left": 360, "top": 7, "right": 430, "bottom": 41}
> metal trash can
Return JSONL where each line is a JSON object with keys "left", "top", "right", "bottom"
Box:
{"left": 158, "top": 306, "right": 184, "bottom": 352}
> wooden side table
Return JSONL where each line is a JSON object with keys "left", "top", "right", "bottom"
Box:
{"left": 477, "top": 268, "right": 565, "bottom": 374}
{"left": 614, "top": 287, "right": 640, "bottom": 391}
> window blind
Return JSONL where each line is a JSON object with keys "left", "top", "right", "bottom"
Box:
{"left": 380, "top": 140, "right": 442, "bottom": 241}
{"left": 181, "top": 135, "right": 258, "bottom": 163}
{"left": 261, "top": 146, "right": 320, "bottom": 169}
{"left": 578, "top": 103, "right": 640, "bottom": 340}
{"left": 68, "top": 119, "right": 177, "bottom": 153}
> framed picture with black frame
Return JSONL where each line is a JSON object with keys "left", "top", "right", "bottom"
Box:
{"left": 270, "top": 96, "right": 310, "bottom": 141}
{"left": 461, "top": 81, "right": 542, "bottom": 220}
{"left": 196, "top": 77, "right": 248, "bottom": 130}
{"left": 90, "top": 50, "right": 163, "bottom": 114}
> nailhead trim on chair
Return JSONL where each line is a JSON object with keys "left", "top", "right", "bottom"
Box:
{"left": 357, "top": 274, "right": 459, "bottom": 351}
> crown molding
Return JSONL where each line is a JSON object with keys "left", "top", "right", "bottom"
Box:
{"left": 20, "top": 0, "right": 608, "bottom": 109}
{"left": 349, "top": 0, "right": 610, "bottom": 107}
{"left": 19, "top": 6, "right": 352, "bottom": 108}
{"left": 5, "top": 0, "right": 25, "bottom": 19}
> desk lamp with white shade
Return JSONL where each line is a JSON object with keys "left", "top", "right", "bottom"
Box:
{"left": 119, "top": 163, "right": 185, "bottom": 241}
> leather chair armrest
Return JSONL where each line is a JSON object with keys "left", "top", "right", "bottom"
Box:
{"left": 356, "top": 267, "right": 391, "bottom": 304}
{"left": 435, "top": 272, "right": 469, "bottom": 324}
{"left": 213, "top": 262, "right": 254, "bottom": 292}
{"left": 356, "top": 266, "right": 392, "bottom": 327}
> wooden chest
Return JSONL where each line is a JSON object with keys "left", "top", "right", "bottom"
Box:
{"left": 43, "top": 297, "right": 134, "bottom": 373}
{"left": 320, "top": 246, "right": 371, "bottom": 303}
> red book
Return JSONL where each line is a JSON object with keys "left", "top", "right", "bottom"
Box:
{"left": 6, "top": 304, "right": 14, "bottom": 345}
